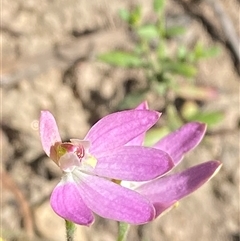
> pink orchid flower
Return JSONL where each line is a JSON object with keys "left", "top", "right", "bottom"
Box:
{"left": 123, "top": 101, "right": 222, "bottom": 217}
{"left": 39, "top": 109, "right": 174, "bottom": 226}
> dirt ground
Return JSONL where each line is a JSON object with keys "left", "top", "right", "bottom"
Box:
{"left": 1, "top": 0, "right": 239, "bottom": 241}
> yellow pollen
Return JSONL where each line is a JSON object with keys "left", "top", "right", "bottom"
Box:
{"left": 85, "top": 156, "right": 98, "bottom": 168}
{"left": 112, "top": 179, "right": 122, "bottom": 185}
{"left": 173, "top": 201, "right": 179, "bottom": 208}
{"left": 57, "top": 146, "right": 67, "bottom": 158}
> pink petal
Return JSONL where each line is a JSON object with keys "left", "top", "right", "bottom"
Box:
{"left": 39, "top": 111, "right": 61, "bottom": 156}
{"left": 93, "top": 146, "right": 174, "bottom": 181}
{"left": 135, "top": 101, "right": 149, "bottom": 110}
{"left": 126, "top": 101, "right": 149, "bottom": 146}
{"left": 75, "top": 171, "right": 156, "bottom": 224}
{"left": 153, "top": 122, "right": 206, "bottom": 165}
{"left": 125, "top": 132, "right": 145, "bottom": 146}
{"left": 50, "top": 175, "right": 94, "bottom": 226}
{"left": 136, "top": 160, "right": 222, "bottom": 217}
{"left": 58, "top": 153, "right": 80, "bottom": 172}
{"left": 84, "top": 110, "right": 160, "bottom": 155}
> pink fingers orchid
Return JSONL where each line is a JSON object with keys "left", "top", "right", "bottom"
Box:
{"left": 39, "top": 109, "right": 174, "bottom": 226}
{"left": 135, "top": 160, "right": 221, "bottom": 217}
{"left": 122, "top": 101, "right": 222, "bottom": 219}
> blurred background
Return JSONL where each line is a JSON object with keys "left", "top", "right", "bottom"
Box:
{"left": 1, "top": 0, "right": 239, "bottom": 240}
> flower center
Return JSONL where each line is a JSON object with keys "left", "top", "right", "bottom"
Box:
{"left": 58, "top": 143, "right": 85, "bottom": 161}
{"left": 55, "top": 139, "right": 97, "bottom": 172}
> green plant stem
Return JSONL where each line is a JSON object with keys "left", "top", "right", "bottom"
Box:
{"left": 117, "top": 222, "right": 130, "bottom": 241}
{"left": 65, "top": 220, "right": 76, "bottom": 241}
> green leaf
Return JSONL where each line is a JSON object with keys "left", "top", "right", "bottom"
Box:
{"left": 153, "top": 82, "right": 168, "bottom": 95}
{"left": 98, "top": 51, "right": 143, "bottom": 68}
{"left": 144, "top": 126, "right": 170, "bottom": 146}
{"left": 137, "top": 25, "right": 159, "bottom": 40}
{"left": 163, "top": 62, "right": 197, "bottom": 78}
{"left": 166, "top": 104, "right": 183, "bottom": 130}
{"left": 177, "top": 46, "right": 188, "bottom": 61}
{"left": 165, "top": 26, "right": 186, "bottom": 37}
{"left": 157, "top": 41, "right": 167, "bottom": 59}
{"left": 118, "top": 91, "right": 147, "bottom": 109}
{"left": 181, "top": 101, "right": 199, "bottom": 120}
{"left": 153, "top": 0, "right": 165, "bottom": 13}
{"left": 193, "top": 43, "right": 220, "bottom": 61}
{"left": 186, "top": 111, "right": 224, "bottom": 126}
{"left": 119, "top": 6, "right": 142, "bottom": 26}
{"left": 119, "top": 9, "right": 130, "bottom": 22}
{"left": 129, "top": 5, "right": 142, "bottom": 26}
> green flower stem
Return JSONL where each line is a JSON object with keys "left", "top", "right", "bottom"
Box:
{"left": 117, "top": 222, "right": 130, "bottom": 241}
{"left": 65, "top": 220, "right": 76, "bottom": 241}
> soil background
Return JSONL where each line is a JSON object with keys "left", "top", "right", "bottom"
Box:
{"left": 1, "top": 0, "right": 239, "bottom": 241}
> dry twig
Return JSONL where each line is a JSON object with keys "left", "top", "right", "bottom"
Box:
{"left": 1, "top": 170, "right": 34, "bottom": 240}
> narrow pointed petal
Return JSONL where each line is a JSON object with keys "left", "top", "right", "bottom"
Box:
{"left": 126, "top": 102, "right": 157, "bottom": 146}
{"left": 93, "top": 146, "right": 174, "bottom": 181}
{"left": 136, "top": 160, "right": 222, "bottom": 217}
{"left": 84, "top": 110, "right": 160, "bottom": 155}
{"left": 39, "top": 111, "right": 61, "bottom": 156}
{"left": 50, "top": 175, "right": 94, "bottom": 226}
{"left": 126, "top": 101, "right": 149, "bottom": 146}
{"left": 153, "top": 122, "right": 206, "bottom": 165}
{"left": 135, "top": 101, "right": 149, "bottom": 110}
{"left": 75, "top": 171, "right": 156, "bottom": 224}
{"left": 125, "top": 132, "right": 145, "bottom": 146}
